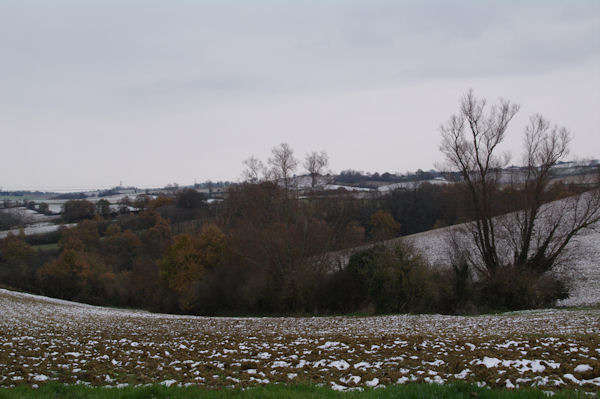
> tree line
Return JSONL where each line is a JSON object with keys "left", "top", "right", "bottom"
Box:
{"left": 1, "top": 91, "right": 598, "bottom": 315}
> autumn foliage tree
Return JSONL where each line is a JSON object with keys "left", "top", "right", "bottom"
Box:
{"left": 369, "top": 210, "right": 400, "bottom": 241}
{"left": 103, "top": 229, "right": 142, "bottom": 271}
{"left": 36, "top": 249, "right": 93, "bottom": 299}
{"left": 0, "top": 231, "right": 34, "bottom": 262}
{"left": 159, "top": 224, "right": 226, "bottom": 310}
{"left": 59, "top": 219, "right": 100, "bottom": 251}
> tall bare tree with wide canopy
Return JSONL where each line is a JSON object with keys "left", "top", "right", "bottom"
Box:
{"left": 242, "top": 156, "right": 266, "bottom": 183}
{"left": 440, "top": 90, "right": 600, "bottom": 278}
{"left": 303, "top": 150, "right": 329, "bottom": 190}
{"left": 268, "top": 143, "right": 299, "bottom": 191}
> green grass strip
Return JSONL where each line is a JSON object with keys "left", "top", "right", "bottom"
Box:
{"left": 0, "top": 383, "right": 597, "bottom": 399}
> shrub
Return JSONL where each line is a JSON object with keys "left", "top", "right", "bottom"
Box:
{"left": 62, "top": 200, "right": 95, "bottom": 222}
{"left": 346, "top": 243, "right": 444, "bottom": 314}
{"left": 316, "top": 268, "right": 362, "bottom": 314}
{"left": 476, "top": 266, "right": 569, "bottom": 311}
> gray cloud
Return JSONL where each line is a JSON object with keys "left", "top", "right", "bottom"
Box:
{"left": 0, "top": 1, "right": 598, "bottom": 188}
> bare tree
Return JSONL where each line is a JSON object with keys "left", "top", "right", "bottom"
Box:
{"left": 440, "top": 89, "right": 519, "bottom": 272}
{"left": 268, "top": 143, "right": 298, "bottom": 190}
{"left": 501, "top": 134, "right": 600, "bottom": 275}
{"left": 303, "top": 150, "right": 329, "bottom": 189}
{"left": 242, "top": 156, "right": 265, "bottom": 183}
{"left": 506, "top": 115, "right": 571, "bottom": 271}
{"left": 440, "top": 90, "right": 600, "bottom": 277}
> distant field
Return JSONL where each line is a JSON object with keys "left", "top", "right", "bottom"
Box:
{"left": 1, "top": 289, "right": 598, "bottom": 393}
{"left": 31, "top": 243, "right": 60, "bottom": 251}
{"left": 0, "top": 195, "right": 51, "bottom": 201}
{"left": 0, "top": 223, "right": 72, "bottom": 240}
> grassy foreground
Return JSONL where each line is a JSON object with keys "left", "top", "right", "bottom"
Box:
{"left": 0, "top": 383, "right": 597, "bottom": 399}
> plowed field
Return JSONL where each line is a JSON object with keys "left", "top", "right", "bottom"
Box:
{"left": 1, "top": 289, "right": 598, "bottom": 392}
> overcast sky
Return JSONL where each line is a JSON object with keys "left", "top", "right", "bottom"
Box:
{"left": 1, "top": 0, "right": 599, "bottom": 191}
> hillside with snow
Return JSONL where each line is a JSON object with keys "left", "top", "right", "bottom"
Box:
{"left": 327, "top": 192, "right": 600, "bottom": 307}
{"left": 405, "top": 223, "right": 600, "bottom": 307}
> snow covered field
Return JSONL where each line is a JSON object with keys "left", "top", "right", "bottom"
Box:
{"left": 0, "top": 223, "right": 75, "bottom": 240}
{"left": 0, "top": 208, "right": 58, "bottom": 223}
{"left": 1, "top": 289, "right": 598, "bottom": 391}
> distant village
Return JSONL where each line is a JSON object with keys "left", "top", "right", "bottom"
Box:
{"left": 1, "top": 160, "right": 598, "bottom": 237}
